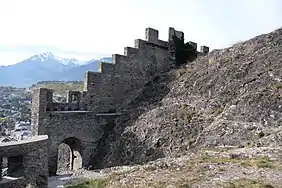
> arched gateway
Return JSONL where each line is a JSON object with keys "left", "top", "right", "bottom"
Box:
{"left": 57, "top": 137, "right": 82, "bottom": 173}
{"left": 31, "top": 88, "right": 120, "bottom": 175}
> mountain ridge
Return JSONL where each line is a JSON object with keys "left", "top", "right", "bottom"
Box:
{"left": 0, "top": 52, "right": 112, "bottom": 87}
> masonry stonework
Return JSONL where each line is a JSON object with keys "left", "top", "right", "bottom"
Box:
{"left": 30, "top": 27, "right": 209, "bottom": 175}
{"left": 0, "top": 135, "right": 48, "bottom": 188}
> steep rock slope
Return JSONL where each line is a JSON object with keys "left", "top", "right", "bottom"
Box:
{"left": 97, "top": 27, "right": 282, "bottom": 167}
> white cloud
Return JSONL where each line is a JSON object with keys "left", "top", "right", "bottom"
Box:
{"left": 0, "top": 0, "right": 281, "bottom": 65}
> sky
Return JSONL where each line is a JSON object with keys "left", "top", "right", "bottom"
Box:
{"left": 0, "top": 0, "right": 281, "bottom": 66}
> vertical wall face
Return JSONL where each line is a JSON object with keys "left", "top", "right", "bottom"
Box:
{"left": 37, "top": 112, "right": 115, "bottom": 174}
{"left": 83, "top": 27, "right": 180, "bottom": 112}
{"left": 168, "top": 27, "right": 184, "bottom": 62}
{"left": 31, "top": 88, "right": 53, "bottom": 136}
{"left": 145, "top": 28, "right": 159, "bottom": 43}
{"left": 200, "top": 45, "right": 210, "bottom": 55}
{"left": 0, "top": 135, "right": 49, "bottom": 188}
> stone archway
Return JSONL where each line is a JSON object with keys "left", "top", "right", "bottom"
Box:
{"left": 57, "top": 137, "right": 82, "bottom": 173}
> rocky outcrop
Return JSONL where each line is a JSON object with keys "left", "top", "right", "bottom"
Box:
{"left": 98, "top": 27, "right": 282, "bottom": 167}
{"left": 63, "top": 147, "right": 282, "bottom": 188}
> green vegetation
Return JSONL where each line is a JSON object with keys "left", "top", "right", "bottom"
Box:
{"left": 212, "top": 107, "right": 224, "bottom": 116}
{"left": 201, "top": 147, "right": 237, "bottom": 153}
{"left": 270, "top": 82, "right": 282, "bottom": 90}
{"left": 67, "top": 179, "right": 108, "bottom": 188}
{"left": 224, "top": 179, "right": 274, "bottom": 188}
{"left": 241, "top": 157, "right": 274, "bottom": 169}
{"left": 147, "top": 180, "right": 194, "bottom": 188}
{"left": 177, "top": 104, "right": 203, "bottom": 124}
{"left": 0, "top": 117, "right": 8, "bottom": 123}
{"left": 172, "top": 66, "right": 195, "bottom": 78}
{"left": 196, "top": 154, "right": 275, "bottom": 169}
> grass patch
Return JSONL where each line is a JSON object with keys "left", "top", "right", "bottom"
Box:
{"left": 212, "top": 107, "right": 224, "bottom": 116}
{"left": 0, "top": 117, "right": 8, "bottom": 123}
{"left": 196, "top": 154, "right": 275, "bottom": 169}
{"left": 169, "top": 66, "right": 195, "bottom": 80}
{"left": 148, "top": 180, "right": 193, "bottom": 188}
{"left": 224, "top": 179, "right": 274, "bottom": 188}
{"left": 110, "top": 168, "right": 139, "bottom": 177}
{"left": 200, "top": 146, "right": 237, "bottom": 153}
{"left": 271, "top": 82, "right": 282, "bottom": 90}
{"left": 177, "top": 104, "right": 203, "bottom": 124}
{"left": 241, "top": 157, "right": 274, "bottom": 169}
{"left": 67, "top": 179, "right": 108, "bottom": 188}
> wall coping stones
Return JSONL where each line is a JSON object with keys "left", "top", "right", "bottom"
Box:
{"left": 0, "top": 135, "right": 48, "bottom": 148}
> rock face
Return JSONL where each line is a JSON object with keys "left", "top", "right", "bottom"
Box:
{"left": 100, "top": 27, "right": 282, "bottom": 167}
{"left": 60, "top": 146, "right": 282, "bottom": 188}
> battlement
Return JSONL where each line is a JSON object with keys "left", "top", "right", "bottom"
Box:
{"left": 200, "top": 45, "right": 209, "bottom": 55}
{"left": 32, "top": 27, "right": 210, "bottom": 116}
{"left": 112, "top": 54, "right": 129, "bottom": 65}
{"left": 84, "top": 71, "right": 103, "bottom": 91}
{"left": 124, "top": 47, "right": 139, "bottom": 56}
{"left": 145, "top": 27, "right": 159, "bottom": 42}
{"left": 80, "top": 26, "right": 210, "bottom": 111}
{"left": 100, "top": 62, "right": 115, "bottom": 74}
{"left": 31, "top": 27, "right": 211, "bottom": 115}
{"left": 31, "top": 87, "right": 83, "bottom": 113}
{"left": 30, "top": 26, "right": 211, "bottom": 177}
{"left": 169, "top": 27, "right": 184, "bottom": 41}
{"left": 188, "top": 41, "right": 197, "bottom": 50}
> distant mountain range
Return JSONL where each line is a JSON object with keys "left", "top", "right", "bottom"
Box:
{"left": 0, "top": 52, "right": 112, "bottom": 87}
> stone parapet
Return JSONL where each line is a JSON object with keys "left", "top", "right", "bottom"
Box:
{"left": 0, "top": 135, "right": 49, "bottom": 188}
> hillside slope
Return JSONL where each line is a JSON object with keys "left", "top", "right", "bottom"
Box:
{"left": 94, "top": 27, "right": 282, "bottom": 168}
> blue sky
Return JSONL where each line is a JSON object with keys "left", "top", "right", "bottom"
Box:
{"left": 0, "top": 0, "right": 281, "bottom": 65}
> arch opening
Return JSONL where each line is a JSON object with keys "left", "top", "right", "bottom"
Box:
{"left": 57, "top": 137, "right": 82, "bottom": 174}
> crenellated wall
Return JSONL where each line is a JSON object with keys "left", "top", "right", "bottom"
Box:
{"left": 30, "top": 26, "right": 209, "bottom": 175}
{"left": 81, "top": 27, "right": 209, "bottom": 112}
{"left": 32, "top": 27, "right": 209, "bottom": 114}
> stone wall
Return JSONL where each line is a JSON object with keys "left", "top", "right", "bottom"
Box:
{"left": 31, "top": 27, "right": 209, "bottom": 115}
{"left": 82, "top": 27, "right": 173, "bottom": 112}
{"left": 81, "top": 27, "right": 209, "bottom": 112}
{"left": 0, "top": 135, "right": 48, "bottom": 188}
{"left": 30, "top": 26, "right": 209, "bottom": 175}
{"left": 30, "top": 90, "right": 120, "bottom": 174}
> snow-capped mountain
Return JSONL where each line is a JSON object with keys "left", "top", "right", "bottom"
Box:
{"left": 29, "top": 52, "right": 89, "bottom": 66}
{"left": 0, "top": 52, "right": 111, "bottom": 87}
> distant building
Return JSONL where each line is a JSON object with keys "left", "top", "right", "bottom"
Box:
{"left": 11, "top": 124, "right": 32, "bottom": 141}
{"left": 0, "top": 136, "right": 17, "bottom": 143}
{"left": 15, "top": 122, "right": 31, "bottom": 131}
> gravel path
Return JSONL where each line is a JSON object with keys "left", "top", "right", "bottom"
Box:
{"left": 47, "top": 170, "right": 108, "bottom": 188}
{"left": 48, "top": 173, "right": 73, "bottom": 188}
